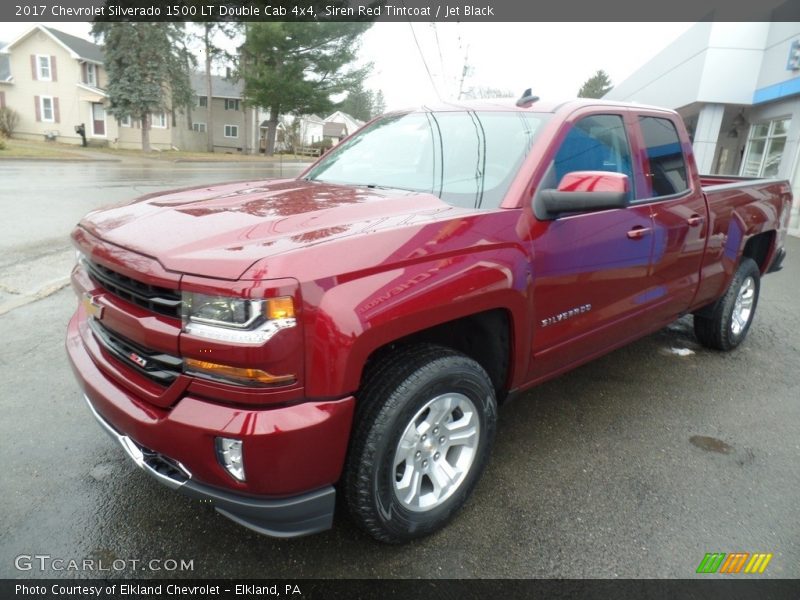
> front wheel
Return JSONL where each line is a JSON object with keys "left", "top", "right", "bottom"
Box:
{"left": 694, "top": 257, "right": 761, "bottom": 351}
{"left": 344, "top": 344, "right": 497, "bottom": 543}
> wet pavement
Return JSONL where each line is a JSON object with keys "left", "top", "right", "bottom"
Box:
{"left": 0, "top": 160, "right": 798, "bottom": 579}
{"left": 0, "top": 160, "right": 307, "bottom": 313}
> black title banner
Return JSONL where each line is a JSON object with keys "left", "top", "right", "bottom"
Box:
{"left": 4, "top": 0, "right": 800, "bottom": 23}
{"left": 4, "top": 579, "right": 800, "bottom": 600}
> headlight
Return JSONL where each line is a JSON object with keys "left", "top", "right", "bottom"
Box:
{"left": 182, "top": 292, "right": 296, "bottom": 344}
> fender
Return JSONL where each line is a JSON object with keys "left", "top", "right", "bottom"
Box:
{"left": 692, "top": 180, "right": 785, "bottom": 310}
{"left": 302, "top": 246, "right": 532, "bottom": 399}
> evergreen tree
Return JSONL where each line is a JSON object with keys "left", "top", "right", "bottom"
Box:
{"left": 577, "top": 70, "right": 613, "bottom": 99}
{"left": 240, "top": 22, "right": 371, "bottom": 155}
{"left": 92, "top": 23, "right": 195, "bottom": 152}
{"left": 372, "top": 90, "right": 386, "bottom": 116}
{"left": 338, "top": 85, "right": 386, "bottom": 121}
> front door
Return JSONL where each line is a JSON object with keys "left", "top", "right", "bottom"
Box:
{"left": 527, "top": 112, "right": 656, "bottom": 381}
{"left": 91, "top": 103, "right": 105, "bottom": 136}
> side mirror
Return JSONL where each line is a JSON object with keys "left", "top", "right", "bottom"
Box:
{"left": 540, "top": 171, "right": 629, "bottom": 217}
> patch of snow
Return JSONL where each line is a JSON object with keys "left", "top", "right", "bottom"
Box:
{"left": 667, "top": 347, "right": 695, "bottom": 357}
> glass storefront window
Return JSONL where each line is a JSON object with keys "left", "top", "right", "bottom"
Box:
{"left": 741, "top": 117, "right": 791, "bottom": 178}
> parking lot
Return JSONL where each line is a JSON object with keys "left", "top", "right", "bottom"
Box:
{"left": 1, "top": 159, "right": 798, "bottom": 579}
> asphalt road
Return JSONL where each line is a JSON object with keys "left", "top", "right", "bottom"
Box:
{"left": 0, "top": 160, "right": 798, "bottom": 579}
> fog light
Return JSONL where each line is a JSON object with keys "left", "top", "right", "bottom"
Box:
{"left": 216, "top": 437, "right": 245, "bottom": 481}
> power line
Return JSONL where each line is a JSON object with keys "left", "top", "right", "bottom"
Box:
{"left": 408, "top": 22, "right": 441, "bottom": 101}
{"left": 431, "top": 23, "right": 446, "bottom": 94}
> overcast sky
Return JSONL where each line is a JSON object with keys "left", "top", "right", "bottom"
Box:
{"left": 0, "top": 21, "right": 694, "bottom": 109}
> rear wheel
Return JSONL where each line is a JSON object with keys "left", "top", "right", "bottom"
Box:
{"left": 344, "top": 344, "right": 497, "bottom": 543}
{"left": 694, "top": 258, "right": 761, "bottom": 351}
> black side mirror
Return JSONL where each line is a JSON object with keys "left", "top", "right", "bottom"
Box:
{"left": 540, "top": 171, "right": 629, "bottom": 218}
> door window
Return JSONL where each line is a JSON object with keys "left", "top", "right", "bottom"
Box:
{"left": 638, "top": 116, "right": 688, "bottom": 198}
{"left": 552, "top": 114, "right": 633, "bottom": 200}
{"left": 92, "top": 103, "right": 105, "bottom": 136}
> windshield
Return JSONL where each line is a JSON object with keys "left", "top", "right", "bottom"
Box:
{"left": 304, "top": 111, "right": 550, "bottom": 209}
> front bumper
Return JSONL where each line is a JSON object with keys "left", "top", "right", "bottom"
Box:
{"left": 67, "top": 311, "right": 355, "bottom": 538}
{"left": 84, "top": 394, "right": 336, "bottom": 537}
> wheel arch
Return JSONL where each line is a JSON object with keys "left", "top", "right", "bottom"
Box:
{"left": 302, "top": 251, "right": 530, "bottom": 400}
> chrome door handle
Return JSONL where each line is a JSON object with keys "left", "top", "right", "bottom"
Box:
{"left": 687, "top": 215, "right": 704, "bottom": 227}
{"left": 627, "top": 226, "right": 651, "bottom": 240}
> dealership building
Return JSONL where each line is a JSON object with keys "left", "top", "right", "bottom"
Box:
{"left": 605, "top": 22, "right": 800, "bottom": 236}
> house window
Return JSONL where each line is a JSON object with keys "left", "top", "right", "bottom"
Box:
{"left": 741, "top": 117, "right": 791, "bottom": 178}
{"left": 86, "top": 63, "right": 97, "bottom": 86}
{"left": 40, "top": 96, "right": 54, "bottom": 122}
{"left": 224, "top": 124, "right": 238, "bottom": 138}
{"left": 198, "top": 96, "right": 208, "bottom": 108}
{"left": 224, "top": 99, "right": 240, "bottom": 111}
{"left": 193, "top": 122, "right": 207, "bottom": 133}
{"left": 37, "top": 55, "right": 51, "bottom": 80}
{"left": 152, "top": 112, "right": 167, "bottom": 128}
{"left": 120, "top": 115, "right": 131, "bottom": 127}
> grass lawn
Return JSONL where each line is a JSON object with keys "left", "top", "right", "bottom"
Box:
{"left": 0, "top": 138, "right": 86, "bottom": 160}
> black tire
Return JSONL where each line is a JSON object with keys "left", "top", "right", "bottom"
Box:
{"left": 694, "top": 257, "right": 761, "bottom": 351}
{"left": 344, "top": 344, "right": 497, "bottom": 544}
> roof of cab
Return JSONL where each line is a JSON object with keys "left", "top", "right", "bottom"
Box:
{"left": 389, "top": 98, "right": 675, "bottom": 115}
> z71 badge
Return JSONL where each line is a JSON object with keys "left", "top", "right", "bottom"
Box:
{"left": 540, "top": 304, "right": 592, "bottom": 328}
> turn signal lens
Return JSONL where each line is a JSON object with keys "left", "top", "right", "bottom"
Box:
{"left": 184, "top": 358, "right": 295, "bottom": 386}
{"left": 266, "top": 296, "right": 295, "bottom": 320}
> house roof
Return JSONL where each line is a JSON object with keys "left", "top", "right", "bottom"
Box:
{"left": 44, "top": 27, "right": 104, "bottom": 63}
{"left": 325, "top": 110, "right": 364, "bottom": 127}
{"left": 2, "top": 26, "right": 104, "bottom": 64}
{"left": 190, "top": 72, "right": 244, "bottom": 99}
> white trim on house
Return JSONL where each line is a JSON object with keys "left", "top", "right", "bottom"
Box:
{"left": 40, "top": 95, "right": 55, "bottom": 122}
{"left": 85, "top": 62, "right": 97, "bottom": 86}
{"left": 35, "top": 54, "right": 52, "bottom": 81}
{"left": 152, "top": 112, "right": 167, "bottom": 128}
{"left": 89, "top": 103, "right": 106, "bottom": 137}
{"left": 76, "top": 82, "right": 108, "bottom": 98}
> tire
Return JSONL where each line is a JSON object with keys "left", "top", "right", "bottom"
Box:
{"left": 344, "top": 344, "right": 497, "bottom": 543}
{"left": 694, "top": 258, "right": 761, "bottom": 351}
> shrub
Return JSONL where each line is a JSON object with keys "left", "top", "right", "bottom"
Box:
{"left": 0, "top": 107, "right": 20, "bottom": 138}
{"left": 0, "top": 136, "right": 6, "bottom": 151}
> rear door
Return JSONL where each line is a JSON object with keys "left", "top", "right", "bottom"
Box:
{"left": 630, "top": 113, "right": 707, "bottom": 322}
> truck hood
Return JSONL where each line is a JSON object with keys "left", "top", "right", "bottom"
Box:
{"left": 79, "top": 179, "right": 459, "bottom": 280}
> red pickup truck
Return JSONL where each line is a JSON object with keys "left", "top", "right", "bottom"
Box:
{"left": 67, "top": 99, "right": 791, "bottom": 543}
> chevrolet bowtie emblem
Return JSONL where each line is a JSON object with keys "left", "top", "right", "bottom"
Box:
{"left": 82, "top": 294, "right": 104, "bottom": 320}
